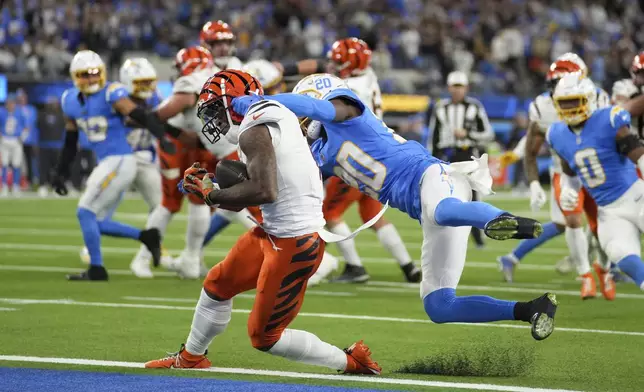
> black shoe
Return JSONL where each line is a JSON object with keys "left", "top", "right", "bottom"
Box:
{"left": 484, "top": 213, "right": 543, "bottom": 240}
{"left": 401, "top": 262, "right": 421, "bottom": 283}
{"left": 329, "top": 265, "right": 370, "bottom": 283}
{"left": 528, "top": 293, "right": 558, "bottom": 341}
{"left": 67, "top": 265, "right": 108, "bottom": 281}
{"left": 139, "top": 228, "right": 162, "bottom": 267}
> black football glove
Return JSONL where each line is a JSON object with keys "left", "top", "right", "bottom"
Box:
{"left": 51, "top": 173, "right": 69, "bottom": 196}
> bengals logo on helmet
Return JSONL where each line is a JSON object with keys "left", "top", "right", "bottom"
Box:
{"left": 175, "top": 46, "right": 213, "bottom": 77}
{"left": 197, "top": 70, "right": 263, "bottom": 144}
{"left": 327, "top": 37, "right": 372, "bottom": 79}
{"left": 545, "top": 60, "right": 582, "bottom": 92}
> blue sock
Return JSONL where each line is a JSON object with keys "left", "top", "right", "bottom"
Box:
{"left": 617, "top": 255, "right": 644, "bottom": 287}
{"left": 77, "top": 208, "right": 102, "bottom": 267}
{"left": 203, "top": 214, "right": 232, "bottom": 246}
{"left": 512, "top": 222, "right": 564, "bottom": 260}
{"left": 12, "top": 167, "right": 20, "bottom": 187}
{"left": 423, "top": 288, "right": 516, "bottom": 323}
{"left": 434, "top": 197, "right": 505, "bottom": 229}
{"left": 1, "top": 167, "right": 7, "bottom": 185}
{"left": 97, "top": 219, "right": 141, "bottom": 239}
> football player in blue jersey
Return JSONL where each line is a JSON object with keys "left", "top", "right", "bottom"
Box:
{"left": 232, "top": 74, "right": 559, "bottom": 341}
{"left": 548, "top": 73, "right": 644, "bottom": 291}
{"left": 54, "top": 50, "right": 176, "bottom": 281}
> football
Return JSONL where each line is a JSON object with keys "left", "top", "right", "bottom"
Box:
{"left": 215, "top": 160, "right": 249, "bottom": 189}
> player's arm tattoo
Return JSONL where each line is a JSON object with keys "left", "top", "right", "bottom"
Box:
{"left": 330, "top": 98, "right": 362, "bottom": 121}
{"left": 560, "top": 156, "right": 576, "bottom": 177}
{"left": 523, "top": 121, "right": 544, "bottom": 183}
{"left": 205, "top": 125, "right": 278, "bottom": 207}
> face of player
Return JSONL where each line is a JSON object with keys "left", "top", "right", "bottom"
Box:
{"left": 448, "top": 85, "right": 467, "bottom": 102}
{"left": 210, "top": 40, "right": 232, "bottom": 60}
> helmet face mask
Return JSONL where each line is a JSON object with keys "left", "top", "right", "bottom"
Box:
{"left": 120, "top": 58, "right": 158, "bottom": 100}
{"left": 197, "top": 70, "right": 263, "bottom": 144}
{"left": 552, "top": 74, "right": 597, "bottom": 126}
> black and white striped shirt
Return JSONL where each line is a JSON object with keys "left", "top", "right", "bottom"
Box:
{"left": 427, "top": 96, "right": 494, "bottom": 153}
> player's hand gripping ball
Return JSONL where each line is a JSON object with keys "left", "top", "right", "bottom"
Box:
{"left": 182, "top": 163, "right": 218, "bottom": 205}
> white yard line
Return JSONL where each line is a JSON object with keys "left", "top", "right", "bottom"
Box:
{"left": 364, "top": 281, "right": 644, "bottom": 300}
{"left": 0, "top": 307, "right": 17, "bottom": 311}
{"left": 0, "top": 241, "right": 559, "bottom": 270}
{"left": 0, "top": 354, "right": 579, "bottom": 392}
{"left": 1, "top": 297, "right": 643, "bottom": 337}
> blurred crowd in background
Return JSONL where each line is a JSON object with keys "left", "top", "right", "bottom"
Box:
{"left": 0, "top": 0, "right": 643, "bottom": 194}
{"left": 1, "top": 0, "right": 642, "bottom": 96}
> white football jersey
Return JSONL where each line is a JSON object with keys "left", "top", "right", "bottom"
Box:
{"left": 217, "top": 56, "right": 243, "bottom": 71}
{"left": 164, "top": 67, "right": 237, "bottom": 159}
{"left": 346, "top": 67, "right": 383, "bottom": 119}
{"left": 229, "top": 100, "right": 325, "bottom": 238}
{"left": 611, "top": 78, "right": 644, "bottom": 139}
{"left": 529, "top": 87, "right": 610, "bottom": 173}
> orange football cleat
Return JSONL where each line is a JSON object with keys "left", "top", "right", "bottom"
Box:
{"left": 144, "top": 344, "right": 212, "bottom": 369}
{"left": 594, "top": 263, "right": 616, "bottom": 301}
{"left": 580, "top": 272, "right": 597, "bottom": 300}
{"left": 343, "top": 340, "right": 381, "bottom": 375}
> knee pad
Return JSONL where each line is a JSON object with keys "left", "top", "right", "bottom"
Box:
{"left": 604, "top": 240, "right": 634, "bottom": 264}
{"left": 423, "top": 288, "right": 456, "bottom": 324}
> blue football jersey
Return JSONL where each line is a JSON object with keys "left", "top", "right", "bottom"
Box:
{"left": 127, "top": 91, "right": 161, "bottom": 156}
{"left": 0, "top": 108, "right": 26, "bottom": 139}
{"left": 547, "top": 106, "right": 638, "bottom": 206}
{"left": 61, "top": 82, "right": 133, "bottom": 161}
{"left": 310, "top": 88, "right": 442, "bottom": 220}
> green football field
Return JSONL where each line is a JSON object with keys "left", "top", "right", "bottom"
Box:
{"left": 0, "top": 195, "right": 642, "bottom": 392}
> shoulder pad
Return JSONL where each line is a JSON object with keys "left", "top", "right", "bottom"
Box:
{"left": 230, "top": 100, "right": 288, "bottom": 144}
{"left": 106, "top": 82, "right": 129, "bottom": 105}
{"left": 597, "top": 88, "right": 611, "bottom": 108}
{"left": 60, "top": 88, "right": 77, "bottom": 117}
{"left": 323, "top": 88, "right": 365, "bottom": 111}
{"left": 173, "top": 74, "right": 201, "bottom": 95}
{"left": 609, "top": 105, "right": 631, "bottom": 130}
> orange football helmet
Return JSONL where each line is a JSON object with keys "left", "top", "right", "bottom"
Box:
{"left": 631, "top": 52, "right": 644, "bottom": 87}
{"left": 197, "top": 70, "right": 263, "bottom": 144}
{"left": 200, "top": 20, "right": 235, "bottom": 67}
{"left": 545, "top": 59, "right": 582, "bottom": 92}
{"left": 175, "top": 46, "right": 213, "bottom": 77}
{"left": 327, "top": 37, "right": 372, "bottom": 79}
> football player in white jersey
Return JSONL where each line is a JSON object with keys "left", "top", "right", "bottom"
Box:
{"left": 199, "top": 20, "right": 243, "bottom": 70}
{"left": 145, "top": 69, "right": 380, "bottom": 375}
{"left": 129, "top": 46, "right": 218, "bottom": 279}
{"left": 612, "top": 53, "right": 644, "bottom": 144}
{"left": 498, "top": 55, "right": 615, "bottom": 300}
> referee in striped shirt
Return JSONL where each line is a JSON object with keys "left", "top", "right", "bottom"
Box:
{"left": 427, "top": 71, "right": 495, "bottom": 247}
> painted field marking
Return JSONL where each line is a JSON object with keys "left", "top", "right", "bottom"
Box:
{"left": 0, "top": 354, "right": 581, "bottom": 392}
{"left": 1, "top": 297, "right": 643, "bottom": 337}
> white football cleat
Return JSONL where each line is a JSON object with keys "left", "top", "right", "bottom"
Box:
{"left": 555, "top": 256, "right": 573, "bottom": 275}
{"left": 130, "top": 256, "right": 154, "bottom": 278}
{"left": 174, "top": 251, "right": 201, "bottom": 280}
{"left": 308, "top": 252, "right": 339, "bottom": 287}
{"left": 38, "top": 186, "right": 49, "bottom": 198}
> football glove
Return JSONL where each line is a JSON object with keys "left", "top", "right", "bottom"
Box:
{"left": 52, "top": 173, "right": 68, "bottom": 196}
{"left": 529, "top": 180, "right": 547, "bottom": 212}
{"left": 559, "top": 187, "right": 579, "bottom": 211}
{"left": 499, "top": 151, "right": 520, "bottom": 168}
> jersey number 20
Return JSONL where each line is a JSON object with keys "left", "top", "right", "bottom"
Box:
{"left": 77, "top": 116, "right": 108, "bottom": 142}
{"left": 333, "top": 126, "right": 406, "bottom": 199}
{"left": 574, "top": 148, "right": 606, "bottom": 188}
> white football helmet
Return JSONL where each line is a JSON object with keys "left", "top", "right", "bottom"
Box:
{"left": 552, "top": 74, "right": 598, "bottom": 126}
{"left": 292, "top": 73, "right": 348, "bottom": 99}
{"left": 556, "top": 52, "right": 588, "bottom": 77}
{"left": 70, "top": 50, "right": 106, "bottom": 95}
{"left": 119, "top": 58, "right": 158, "bottom": 99}
{"left": 612, "top": 79, "right": 639, "bottom": 104}
{"left": 242, "top": 60, "right": 284, "bottom": 94}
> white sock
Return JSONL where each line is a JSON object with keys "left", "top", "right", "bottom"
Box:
{"left": 134, "top": 205, "right": 174, "bottom": 261}
{"left": 185, "top": 289, "right": 232, "bottom": 355}
{"left": 267, "top": 329, "right": 347, "bottom": 371}
{"left": 565, "top": 227, "right": 591, "bottom": 275}
{"left": 185, "top": 203, "right": 210, "bottom": 259}
{"left": 329, "top": 222, "right": 362, "bottom": 267}
{"left": 376, "top": 223, "right": 412, "bottom": 266}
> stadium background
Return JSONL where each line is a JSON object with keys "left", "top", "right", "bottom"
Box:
{"left": 2, "top": 0, "right": 641, "bottom": 189}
